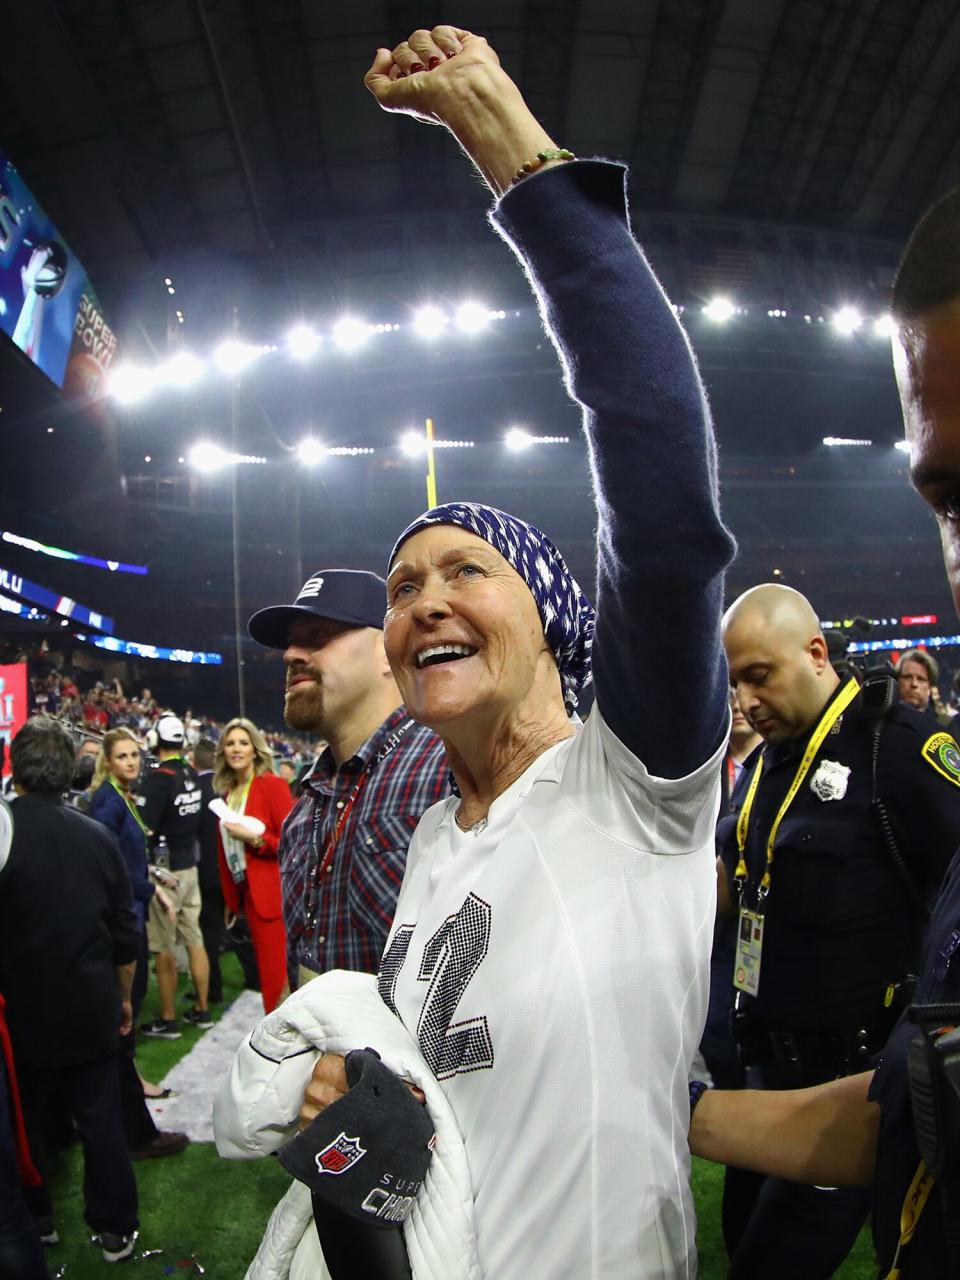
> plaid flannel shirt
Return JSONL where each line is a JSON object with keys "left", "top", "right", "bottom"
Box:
{"left": 279, "top": 707, "right": 449, "bottom": 980}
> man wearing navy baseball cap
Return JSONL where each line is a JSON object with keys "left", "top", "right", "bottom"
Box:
{"left": 248, "top": 570, "right": 448, "bottom": 989}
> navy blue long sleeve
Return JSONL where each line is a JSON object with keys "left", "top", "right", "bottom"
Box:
{"left": 491, "top": 161, "right": 735, "bottom": 777}
{"left": 89, "top": 781, "right": 153, "bottom": 909}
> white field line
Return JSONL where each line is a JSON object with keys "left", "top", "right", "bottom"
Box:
{"left": 145, "top": 989, "right": 265, "bottom": 1142}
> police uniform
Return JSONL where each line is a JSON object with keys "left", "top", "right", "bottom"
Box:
{"left": 140, "top": 753, "right": 204, "bottom": 951}
{"left": 869, "top": 844, "right": 960, "bottom": 1279}
{"left": 718, "top": 676, "right": 960, "bottom": 1278}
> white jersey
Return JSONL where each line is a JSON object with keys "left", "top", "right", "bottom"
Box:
{"left": 379, "top": 706, "right": 724, "bottom": 1280}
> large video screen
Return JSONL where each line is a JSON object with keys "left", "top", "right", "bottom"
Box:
{"left": 0, "top": 147, "right": 117, "bottom": 394}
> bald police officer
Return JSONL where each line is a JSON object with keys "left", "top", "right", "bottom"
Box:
{"left": 717, "top": 583, "right": 960, "bottom": 1279}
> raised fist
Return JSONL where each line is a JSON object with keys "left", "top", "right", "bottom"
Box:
{"left": 364, "top": 27, "right": 501, "bottom": 125}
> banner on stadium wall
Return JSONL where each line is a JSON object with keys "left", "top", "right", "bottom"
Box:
{"left": 0, "top": 566, "right": 113, "bottom": 633}
{"left": 0, "top": 147, "right": 117, "bottom": 395}
{"left": 0, "top": 664, "right": 27, "bottom": 778}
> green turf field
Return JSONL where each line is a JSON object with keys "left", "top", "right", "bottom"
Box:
{"left": 43, "top": 953, "right": 880, "bottom": 1277}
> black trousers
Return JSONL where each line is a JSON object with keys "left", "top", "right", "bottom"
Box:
{"left": 18, "top": 1053, "right": 138, "bottom": 1237}
{"left": 723, "top": 1057, "right": 870, "bottom": 1280}
{"left": 119, "top": 923, "right": 159, "bottom": 1148}
{"left": 0, "top": 1056, "right": 49, "bottom": 1280}
{"left": 199, "top": 885, "right": 227, "bottom": 1001}
{"left": 202, "top": 885, "right": 260, "bottom": 995}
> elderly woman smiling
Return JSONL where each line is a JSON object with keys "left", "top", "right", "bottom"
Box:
{"left": 310, "top": 26, "right": 734, "bottom": 1280}
{"left": 220, "top": 25, "right": 735, "bottom": 1280}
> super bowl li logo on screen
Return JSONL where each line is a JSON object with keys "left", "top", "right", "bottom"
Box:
{"left": 0, "top": 665, "right": 28, "bottom": 776}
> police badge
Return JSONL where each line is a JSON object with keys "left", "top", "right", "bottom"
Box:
{"left": 809, "top": 759, "right": 850, "bottom": 802}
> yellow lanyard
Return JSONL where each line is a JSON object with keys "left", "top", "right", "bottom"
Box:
{"left": 227, "top": 777, "right": 253, "bottom": 815}
{"left": 735, "top": 678, "right": 860, "bottom": 900}
{"left": 883, "top": 1160, "right": 935, "bottom": 1279}
{"left": 108, "top": 776, "right": 150, "bottom": 837}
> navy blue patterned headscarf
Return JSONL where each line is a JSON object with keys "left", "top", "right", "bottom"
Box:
{"left": 389, "top": 502, "right": 595, "bottom": 713}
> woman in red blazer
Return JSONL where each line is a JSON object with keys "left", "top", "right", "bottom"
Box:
{"left": 214, "top": 717, "right": 293, "bottom": 1013}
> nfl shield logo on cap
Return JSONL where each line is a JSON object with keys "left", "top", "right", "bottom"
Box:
{"left": 314, "top": 1132, "right": 367, "bottom": 1176}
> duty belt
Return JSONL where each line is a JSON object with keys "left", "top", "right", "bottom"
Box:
{"left": 735, "top": 1017, "right": 892, "bottom": 1073}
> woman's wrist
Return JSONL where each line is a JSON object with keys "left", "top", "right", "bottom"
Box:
{"left": 440, "top": 63, "right": 556, "bottom": 196}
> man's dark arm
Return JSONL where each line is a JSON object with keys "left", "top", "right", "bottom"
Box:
{"left": 138, "top": 769, "right": 168, "bottom": 851}
{"left": 880, "top": 718, "right": 960, "bottom": 885}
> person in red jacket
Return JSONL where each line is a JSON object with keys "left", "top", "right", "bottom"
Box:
{"left": 214, "top": 718, "right": 293, "bottom": 1013}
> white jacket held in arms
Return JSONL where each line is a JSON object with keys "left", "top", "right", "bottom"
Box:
{"left": 213, "top": 969, "right": 481, "bottom": 1280}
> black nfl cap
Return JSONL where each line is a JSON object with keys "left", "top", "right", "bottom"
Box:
{"left": 247, "top": 569, "right": 388, "bottom": 649}
{"left": 277, "top": 1048, "right": 435, "bottom": 1230}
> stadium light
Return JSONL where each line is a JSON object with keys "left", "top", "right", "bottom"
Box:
{"left": 332, "top": 316, "right": 372, "bottom": 353}
{"left": 505, "top": 427, "right": 534, "bottom": 452}
{"left": 455, "top": 301, "right": 491, "bottom": 335}
{"left": 873, "top": 314, "right": 896, "bottom": 340}
{"left": 413, "top": 305, "right": 447, "bottom": 340}
{"left": 157, "top": 351, "right": 203, "bottom": 389}
{"left": 296, "top": 437, "right": 327, "bottom": 466}
{"left": 823, "top": 436, "right": 872, "bottom": 447}
{"left": 108, "top": 363, "right": 156, "bottom": 405}
{"left": 188, "top": 442, "right": 231, "bottom": 472}
{"left": 895, "top": 440, "right": 911, "bottom": 454}
{"left": 831, "top": 306, "right": 863, "bottom": 336}
{"left": 702, "top": 296, "right": 736, "bottom": 324}
{"left": 400, "top": 430, "right": 425, "bottom": 457}
{"left": 287, "top": 323, "right": 321, "bottom": 361}
{"left": 213, "top": 340, "right": 261, "bottom": 375}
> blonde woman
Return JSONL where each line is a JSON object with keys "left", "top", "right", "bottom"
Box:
{"left": 90, "top": 729, "right": 174, "bottom": 935}
{"left": 90, "top": 730, "right": 185, "bottom": 1126}
{"left": 214, "top": 718, "right": 292, "bottom": 1012}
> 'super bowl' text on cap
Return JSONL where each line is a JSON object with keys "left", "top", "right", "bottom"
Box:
{"left": 247, "top": 569, "right": 388, "bottom": 650}
{"left": 277, "top": 1048, "right": 435, "bottom": 1229}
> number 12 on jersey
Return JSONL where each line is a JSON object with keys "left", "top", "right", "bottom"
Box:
{"left": 379, "top": 892, "right": 495, "bottom": 1081}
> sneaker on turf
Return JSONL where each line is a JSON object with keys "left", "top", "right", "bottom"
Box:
{"left": 37, "top": 1217, "right": 59, "bottom": 1246}
{"left": 182, "top": 1006, "right": 213, "bottom": 1029}
{"left": 140, "top": 1017, "right": 180, "bottom": 1040}
{"left": 99, "top": 1230, "right": 137, "bottom": 1262}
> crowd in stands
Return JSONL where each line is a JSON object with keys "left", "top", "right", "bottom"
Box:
{"left": 23, "top": 665, "right": 316, "bottom": 771}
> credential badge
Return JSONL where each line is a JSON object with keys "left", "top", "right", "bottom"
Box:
{"left": 809, "top": 759, "right": 850, "bottom": 802}
{"left": 314, "top": 1132, "right": 367, "bottom": 1176}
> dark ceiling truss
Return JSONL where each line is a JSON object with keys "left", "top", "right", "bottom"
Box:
{"left": 54, "top": 0, "right": 212, "bottom": 259}
{"left": 628, "top": 0, "right": 727, "bottom": 207}
{"left": 519, "top": 0, "right": 581, "bottom": 146}
{"left": 385, "top": 2, "right": 453, "bottom": 210}
{"left": 724, "top": 0, "right": 863, "bottom": 220}
{"left": 880, "top": 28, "right": 960, "bottom": 232}
{"left": 239, "top": 0, "right": 333, "bottom": 230}
{"left": 190, "top": 0, "right": 275, "bottom": 251}
{"left": 795, "top": 0, "right": 959, "bottom": 225}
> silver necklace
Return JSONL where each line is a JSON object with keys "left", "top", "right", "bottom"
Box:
{"left": 454, "top": 807, "right": 488, "bottom": 836}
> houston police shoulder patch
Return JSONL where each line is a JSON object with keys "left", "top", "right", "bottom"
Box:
{"left": 921, "top": 732, "right": 960, "bottom": 789}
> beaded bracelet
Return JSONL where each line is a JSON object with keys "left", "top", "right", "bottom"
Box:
{"left": 689, "top": 1079, "right": 709, "bottom": 1116}
{"left": 511, "top": 148, "right": 576, "bottom": 187}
